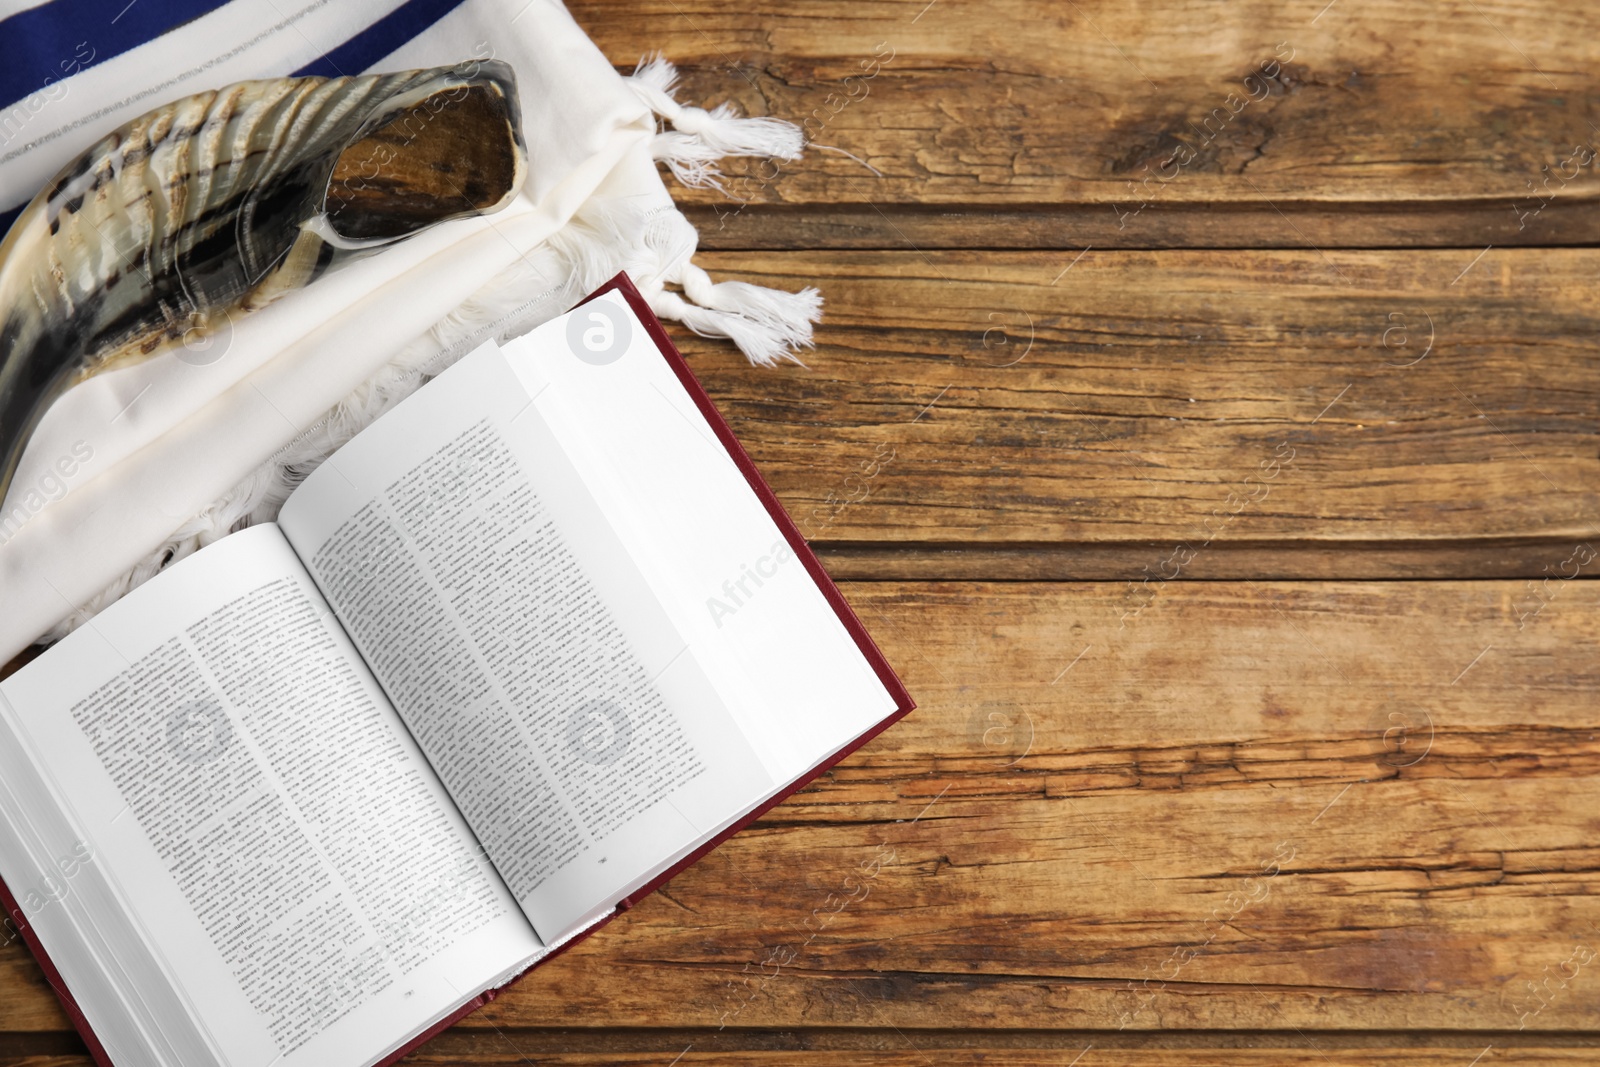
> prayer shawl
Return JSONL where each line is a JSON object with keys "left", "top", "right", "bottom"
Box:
{"left": 0, "top": 0, "right": 815, "bottom": 665}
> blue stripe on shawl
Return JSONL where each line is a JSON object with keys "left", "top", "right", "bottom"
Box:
{"left": 294, "top": 0, "right": 470, "bottom": 77}
{"left": 0, "top": 0, "right": 224, "bottom": 110}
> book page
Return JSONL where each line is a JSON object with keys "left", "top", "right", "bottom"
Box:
{"left": 0, "top": 526, "right": 542, "bottom": 1067}
{"left": 503, "top": 292, "right": 901, "bottom": 784}
{"left": 278, "top": 348, "right": 774, "bottom": 942}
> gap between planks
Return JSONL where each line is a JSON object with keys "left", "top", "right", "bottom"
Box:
{"left": 812, "top": 540, "right": 1600, "bottom": 581}
{"left": 3, "top": 1027, "right": 1600, "bottom": 1058}
{"left": 687, "top": 202, "right": 1600, "bottom": 252}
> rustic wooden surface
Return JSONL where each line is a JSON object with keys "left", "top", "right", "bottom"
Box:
{"left": 6, "top": 0, "right": 1600, "bottom": 1064}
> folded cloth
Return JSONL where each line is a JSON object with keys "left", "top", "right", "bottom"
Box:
{"left": 0, "top": 0, "right": 816, "bottom": 665}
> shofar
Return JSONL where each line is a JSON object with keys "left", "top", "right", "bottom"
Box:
{"left": 0, "top": 59, "right": 528, "bottom": 507}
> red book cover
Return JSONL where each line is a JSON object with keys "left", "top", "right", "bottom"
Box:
{"left": 0, "top": 271, "right": 914, "bottom": 1066}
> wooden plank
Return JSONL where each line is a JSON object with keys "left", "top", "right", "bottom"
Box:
{"left": 456, "top": 581, "right": 1600, "bottom": 1034}
{"left": 0, "top": 952, "right": 69, "bottom": 1032}
{"left": 2, "top": 580, "right": 1595, "bottom": 1036}
{"left": 677, "top": 249, "right": 1600, "bottom": 553}
{"left": 570, "top": 0, "right": 1600, "bottom": 241}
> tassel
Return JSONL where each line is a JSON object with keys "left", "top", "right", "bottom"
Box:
{"left": 626, "top": 53, "right": 804, "bottom": 192}
{"left": 622, "top": 56, "right": 823, "bottom": 364}
{"left": 650, "top": 262, "right": 820, "bottom": 368}
{"left": 629, "top": 205, "right": 823, "bottom": 367}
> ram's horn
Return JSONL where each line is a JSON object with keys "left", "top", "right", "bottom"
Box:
{"left": 0, "top": 59, "right": 526, "bottom": 509}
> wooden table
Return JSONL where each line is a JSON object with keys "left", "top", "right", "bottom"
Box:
{"left": 7, "top": 1, "right": 1600, "bottom": 1063}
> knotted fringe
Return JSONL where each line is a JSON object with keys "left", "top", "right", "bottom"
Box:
{"left": 625, "top": 53, "right": 804, "bottom": 191}
{"left": 648, "top": 265, "right": 820, "bottom": 369}
{"left": 41, "top": 56, "right": 822, "bottom": 641}
{"left": 625, "top": 53, "right": 821, "bottom": 368}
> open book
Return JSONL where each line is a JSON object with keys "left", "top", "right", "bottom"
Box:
{"left": 0, "top": 275, "right": 912, "bottom": 1067}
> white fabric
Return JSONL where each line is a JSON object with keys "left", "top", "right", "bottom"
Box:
{"left": 0, "top": 0, "right": 817, "bottom": 663}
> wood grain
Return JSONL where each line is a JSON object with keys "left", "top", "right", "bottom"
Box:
{"left": 677, "top": 249, "right": 1600, "bottom": 557}
{"left": 462, "top": 580, "right": 1600, "bottom": 1035}
{"left": 7, "top": 581, "right": 1595, "bottom": 1040}
{"left": 570, "top": 0, "right": 1600, "bottom": 244}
